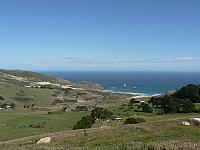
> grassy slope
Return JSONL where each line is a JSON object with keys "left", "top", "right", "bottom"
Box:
{"left": 0, "top": 82, "right": 89, "bottom": 141}
{"left": 0, "top": 82, "right": 56, "bottom": 107}
{"left": 0, "top": 70, "right": 91, "bottom": 142}
{"left": 0, "top": 114, "right": 200, "bottom": 150}
{"left": 0, "top": 110, "right": 89, "bottom": 141}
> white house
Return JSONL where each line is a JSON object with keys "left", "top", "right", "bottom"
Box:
{"left": 112, "top": 116, "right": 123, "bottom": 121}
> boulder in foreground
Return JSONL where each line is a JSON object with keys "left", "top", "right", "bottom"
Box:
{"left": 37, "top": 137, "right": 51, "bottom": 144}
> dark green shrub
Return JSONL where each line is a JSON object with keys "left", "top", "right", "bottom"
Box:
{"left": 124, "top": 117, "right": 146, "bottom": 124}
{"left": 129, "top": 98, "right": 140, "bottom": 105}
{"left": 75, "top": 106, "right": 88, "bottom": 111}
{"left": 10, "top": 103, "right": 16, "bottom": 109}
{"left": 140, "top": 103, "right": 152, "bottom": 113}
{"left": 0, "top": 96, "right": 5, "bottom": 100}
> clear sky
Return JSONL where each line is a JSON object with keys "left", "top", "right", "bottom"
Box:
{"left": 0, "top": 0, "right": 200, "bottom": 71}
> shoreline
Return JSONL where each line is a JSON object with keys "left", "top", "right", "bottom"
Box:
{"left": 102, "top": 89, "right": 162, "bottom": 98}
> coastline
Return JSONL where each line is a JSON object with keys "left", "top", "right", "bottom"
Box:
{"left": 102, "top": 89, "right": 162, "bottom": 98}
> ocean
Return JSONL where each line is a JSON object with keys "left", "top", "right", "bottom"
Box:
{"left": 43, "top": 71, "right": 200, "bottom": 96}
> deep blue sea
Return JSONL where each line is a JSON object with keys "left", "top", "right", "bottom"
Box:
{"left": 43, "top": 71, "right": 200, "bottom": 96}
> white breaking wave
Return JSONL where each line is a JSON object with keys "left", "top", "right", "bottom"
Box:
{"left": 102, "top": 89, "right": 162, "bottom": 98}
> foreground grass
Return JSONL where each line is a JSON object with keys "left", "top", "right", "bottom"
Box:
{"left": 0, "top": 110, "right": 89, "bottom": 141}
{"left": 1, "top": 115, "right": 200, "bottom": 150}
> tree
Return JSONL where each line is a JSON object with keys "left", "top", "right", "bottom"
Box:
{"left": 91, "top": 107, "right": 103, "bottom": 119}
{"left": 149, "top": 97, "right": 162, "bottom": 108}
{"left": 178, "top": 98, "right": 195, "bottom": 113}
{"left": 91, "top": 107, "right": 113, "bottom": 120}
{"left": 129, "top": 98, "right": 139, "bottom": 106}
{"left": 140, "top": 103, "right": 152, "bottom": 113}
{"left": 161, "top": 96, "right": 179, "bottom": 113}
{"left": 101, "top": 109, "right": 113, "bottom": 120}
{"left": 73, "top": 115, "right": 95, "bottom": 130}
{"left": 10, "top": 103, "right": 16, "bottom": 109}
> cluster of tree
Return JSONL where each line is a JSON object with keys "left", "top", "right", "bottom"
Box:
{"left": 124, "top": 117, "right": 146, "bottom": 124}
{"left": 135, "top": 84, "right": 200, "bottom": 114}
{"left": 0, "top": 103, "right": 15, "bottom": 109}
{"left": 173, "top": 84, "right": 200, "bottom": 103}
{"left": 149, "top": 96, "right": 195, "bottom": 114}
{"left": 128, "top": 98, "right": 153, "bottom": 113}
{"left": 73, "top": 107, "right": 113, "bottom": 130}
{"left": 24, "top": 104, "right": 35, "bottom": 108}
{"left": 91, "top": 107, "right": 113, "bottom": 120}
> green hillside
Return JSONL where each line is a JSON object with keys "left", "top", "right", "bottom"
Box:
{"left": 0, "top": 82, "right": 56, "bottom": 107}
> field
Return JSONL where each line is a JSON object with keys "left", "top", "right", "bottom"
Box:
{"left": 0, "top": 114, "right": 200, "bottom": 150}
{"left": 0, "top": 109, "right": 89, "bottom": 141}
{"left": 0, "top": 101, "right": 199, "bottom": 150}
{"left": 0, "top": 82, "right": 56, "bottom": 107}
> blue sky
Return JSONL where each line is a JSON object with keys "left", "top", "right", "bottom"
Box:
{"left": 0, "top": 0, "right": 200, "bottom": 71}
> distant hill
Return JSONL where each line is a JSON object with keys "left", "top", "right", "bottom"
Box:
{"left": 0, "top": 69, "right": 70, "bottom": 85}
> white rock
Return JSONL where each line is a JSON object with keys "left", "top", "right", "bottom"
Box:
{"left": 182, "top": 121, "right": 190, "bottom": 126}
{"left": 37, "top": 137, "right": 51, "bottom": 144}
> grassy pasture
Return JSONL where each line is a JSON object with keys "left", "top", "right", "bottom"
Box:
{"left": 1, "top": 116, "right": 200, "bottom": 150}
{"left": 0, "top": 82, "right": 56, "bottom": 107}
{"left": 0, "top": 110, "right": 89, "bottom": 141}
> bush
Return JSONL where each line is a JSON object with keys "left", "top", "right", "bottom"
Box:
{"left": 140, "top": 103, "right": 152, "bottom": 113}
{"left": 28, "top": 121, "right": 47, "bottom": 128}
{"left": 73, "top": 116, "right": 95, "bottom": 130}
{"left": 75, "top": 106, "right": 88, "bottom": 111}
{"left": 124, "top": 117, "right": 146, "bottom": 124}
{"left": 0, "top": 96, "right": 5, "bottom": 100}
{"left": 48, "top": 111, "right": 52, "bottom": 114}
{"left": 10, "top": 103, "right": 16, "bottom": 109}
{"left": 129, "top": 98, "right": 139, "bottom": 105}
{"left": 153, "top": 108, "right": 164, "bottom": 115}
